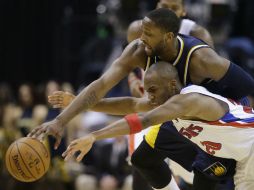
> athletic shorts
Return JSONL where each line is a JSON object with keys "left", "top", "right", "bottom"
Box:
{"left": 145, "top": 121, "right": 236, "bottom": 180}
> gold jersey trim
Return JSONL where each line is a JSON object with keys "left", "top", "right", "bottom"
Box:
{"left": 145, "top": 35, "right": 184, "bottom": 71}
{"left": 184, "top": 45, "right": 209, "bottom": 86}
{"left": 173, "top": 36, "right": 184, "bottom": 66}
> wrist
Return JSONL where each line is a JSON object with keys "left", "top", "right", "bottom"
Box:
{"left": 91, "top": 131, "right": 100, "bottom": 141}
{"left": 55, "top": 117, "right": 66, "bottom": 127}
{"left": 90, "top": 134, "right": 96, "bottom": 141}
{"left": 124, "top": 113, "right": 143, "bottom": 134}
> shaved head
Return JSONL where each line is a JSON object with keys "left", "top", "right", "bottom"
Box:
{"left": 144, "top": 61, "right": 182, "bottom": 105}
{"left": 146, "top": 61, "right": 180, "bottom": 82}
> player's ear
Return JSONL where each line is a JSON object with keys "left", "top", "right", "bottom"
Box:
{"left": 165, "top": 32, "right": 174, "bottom": 42}
{"left": 169, "top": 79, "right": 177, "bottom": 92}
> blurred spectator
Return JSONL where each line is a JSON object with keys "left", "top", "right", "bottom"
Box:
{"left": 226, "top": 0, "right": 254, "bottom": 75}
{"left": 76, "top": 137, "right": 131, "bottom": 190}
{"left": 15, "top": 83, "right": 47, "bottom": 135}
{"left": 75, "top": 113, "right": 131, "bottom": 190}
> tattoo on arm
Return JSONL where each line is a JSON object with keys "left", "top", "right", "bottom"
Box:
{"left": 72, "top": 91, "right": 98, "bottom": 116}
{"left": 83, "top": 91, "right": 98, "bottom": 109}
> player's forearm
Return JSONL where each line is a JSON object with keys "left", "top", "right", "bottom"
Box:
{"left": 91, "top": 108, "right": 173, "bottom": 141}
{"left": 91, "top": 102, "right": 180, "bottom": 141}
{"left": 56, "top": 79, "right": 106, "bottom": 124}
{"left": 92, "top": 119, "right": 130, "bottom": 140}
{"left": 139, "top": 98, "right": 186, "bottom": 128}
{"left": 91, "top": 97, "right": 138, "bottom": 115}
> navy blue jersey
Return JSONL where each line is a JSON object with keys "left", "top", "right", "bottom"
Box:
{"left": 145, "top": 34, "right": 209, "bottom": 86}
{"left": 145, "top": 34, "right": 252, "bottom": 103}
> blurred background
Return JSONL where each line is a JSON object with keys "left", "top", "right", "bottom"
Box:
{"left": 0, "top": 0, "right": 254, "bottom": 190}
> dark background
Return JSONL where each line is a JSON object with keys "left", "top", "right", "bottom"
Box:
{"left": 0, "top": 0, "right": 157, "bottom": 89}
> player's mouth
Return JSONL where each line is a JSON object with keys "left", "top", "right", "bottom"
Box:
{"left": 142, "top": 41, "right": 152, "bottom": 52}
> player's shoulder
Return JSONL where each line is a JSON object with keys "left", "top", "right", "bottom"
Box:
{"left": 128, "top": 19, "right": 142, "bottom": 30}
{"left": 181, "top": 18, "right": 196, "bottom": 27}
{"left": 127, "top": 19, "right": 143, "bottom": 43}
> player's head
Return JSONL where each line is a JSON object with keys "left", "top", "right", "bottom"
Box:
{"left": 127, "top": 20, "right": 143, "bottom": 43}
{"left": 157, "top": 0, "right": 186, "bottom": 18}
{"left": 141, "top": 8, "right": 180, "bottom": 57}
{"left": 144, "top": 61, "right": 182, "bottom": 106}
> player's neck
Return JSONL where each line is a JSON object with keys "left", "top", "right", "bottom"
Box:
{"left": 159, "top": 38, "right": 179, "bottom": 63}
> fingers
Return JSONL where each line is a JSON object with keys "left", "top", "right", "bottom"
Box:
{"left": 54, "top": 134, "right": 62, "bottom": 150}
{"left": 27, "top": 125, "right": 46, "bottom": 139}
{"left": 76, "top": 145, "right": 92, "bottom": 162}
{"left": 77, "top": 152, "right": 86, "bottom": 162}
{"left": 62, "top": 144, "right": 91, "bottom": 162}
{"left": 48, "top": 91, "right": 64, "bottom": 107}
{"left": 62, "top": 141, "right": 77, "bottom": 161}
{"left": 62, "top": 135, "right": 95, "bottom": 162}
{"left": 48, "top": 91, "right": 74, "bottom": 108}
{"left": 62, "top": 141, "right": 77, "bottom": 156}
{"left": 63, "top": 149, "right": 75, "bottom": 161}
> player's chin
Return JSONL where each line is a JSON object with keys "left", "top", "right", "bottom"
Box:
{"left": 145, "top": 47, "right": 154, "bottom": 57}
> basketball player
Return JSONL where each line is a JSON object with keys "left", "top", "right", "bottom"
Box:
{"left": 128, "top": 0, "right": 213, "bottom": 98}
{"left": 62, "top": 61, "right": 254, "bottom": 190}
{"left": 28, "top": 8, "right": 254, "bottom": 190}
{"left": 127, "top": 1, "right": 213, "bottom": 189}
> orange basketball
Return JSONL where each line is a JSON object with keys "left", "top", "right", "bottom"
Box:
{"left": 5, "top": 137, "right": 50, "bottom": 182}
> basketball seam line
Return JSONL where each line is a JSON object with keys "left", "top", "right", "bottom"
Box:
{"left": 19, "top": 141, "right": 46, "bottom": 172}
{"left": 16, "top": 142, "right": 37, "bottom": 180}
{"left": 8, "top": 144, "right": 19, "bottom": 179}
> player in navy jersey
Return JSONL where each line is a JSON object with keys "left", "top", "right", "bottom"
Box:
{"left": 127, "top": 0, "right": 214, "bottom": 98}
{"left": 29, "top": 8, "right": 254, "bottom": 190}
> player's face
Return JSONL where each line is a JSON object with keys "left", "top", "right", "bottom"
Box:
{"left": 141, "top": 17, "right": 168, "bottom": 57}
{"left": 144, "top": 72, "right": 172, "bottom": 106}
{"left": 157, "top": 0, "right": 186, "bottom": 18}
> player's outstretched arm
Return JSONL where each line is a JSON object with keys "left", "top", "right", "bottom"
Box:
{"left": 28, "top": 40, "right": 147, "bottom": 149}
{"left": 48, "top": 91, "right": 154, "bottom": 115}
{"left": 62, "top": 94, "right": 192, "bottom": 162}
{"left": 62, "top": 92, "right": 230, "bottom": 162}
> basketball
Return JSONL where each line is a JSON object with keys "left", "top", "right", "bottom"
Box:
{"left": 5, "top": 137, "right": 50, "bottom": 182}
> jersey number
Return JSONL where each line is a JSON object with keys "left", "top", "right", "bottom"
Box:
{"left": 179, "top": 124, "right": 203, "bottom": 139}
{"left": 200, "top": 141, "right": 222, "bottom": 155}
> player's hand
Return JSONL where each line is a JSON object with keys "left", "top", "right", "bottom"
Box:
{"left": 62, "top": 134, "right": 96, "bottom": 162}
{"left": 48, "top": 91, "right": 75, "bottom": 108}
{"left": 129, "top": 79, "right": 144, "bottom": 98}
{"left": 27, "top": 118, "right": 64, "bottom": 149}
{"left": 128, "top": 73, "right": 144, "bottom": 98}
